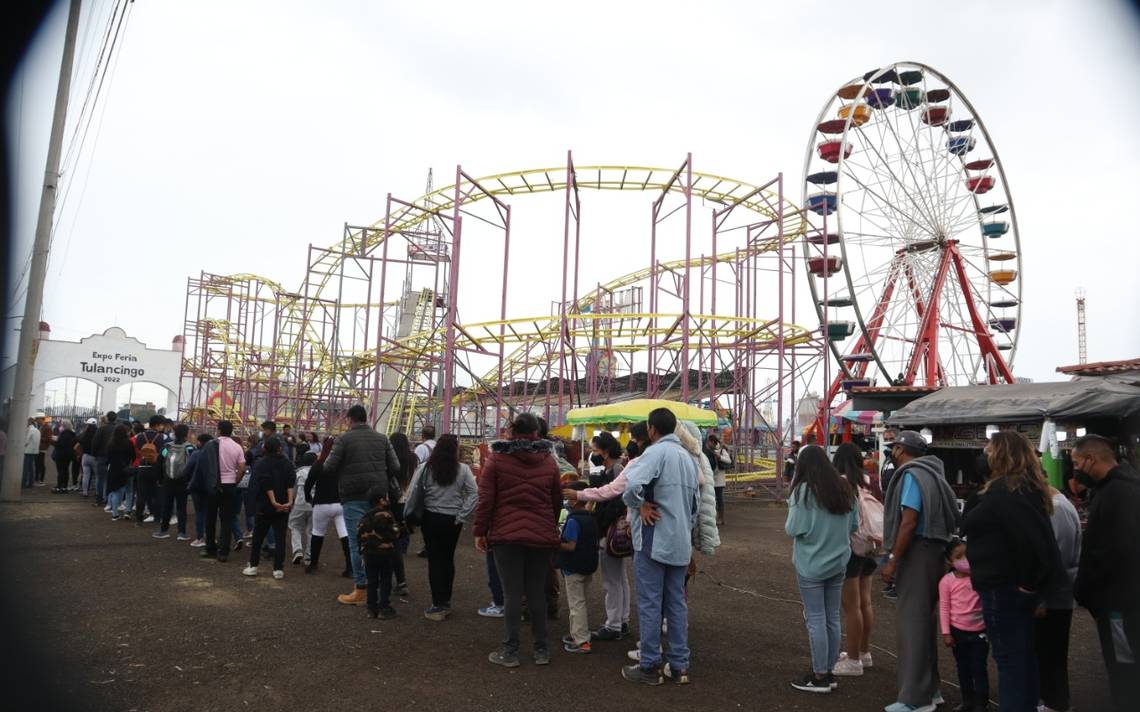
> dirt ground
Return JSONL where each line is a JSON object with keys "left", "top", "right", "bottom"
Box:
{"left": 0, "top": 473, "right": 1115, "bottom": 712}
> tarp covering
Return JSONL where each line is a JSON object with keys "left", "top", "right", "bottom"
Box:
{"left": 566, "top": 398, "right": 718, "bottom": 426}
{"left": 887, "top": 380, "right": 1140, "bottom": 426}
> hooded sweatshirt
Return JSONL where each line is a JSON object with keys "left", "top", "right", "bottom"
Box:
{"left": 882, "top": 454, "right": 959, "bottom": 550}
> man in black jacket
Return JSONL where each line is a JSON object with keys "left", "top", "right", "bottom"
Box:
{"left": 91, "top": 412, "right": 117, "bottom": 506}
{"left": 1072, "top": 435, "right": 1140, "bottom": 711}
{"left": 324, "top": 404, "right": 401, "bottom": 606}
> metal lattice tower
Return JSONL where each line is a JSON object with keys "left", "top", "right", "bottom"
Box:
{"left": 1076, "top": 287, "right": 1087, "bottom": 364}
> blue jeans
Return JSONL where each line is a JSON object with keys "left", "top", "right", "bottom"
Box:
{"left": 979, "top": 585, "right": 1039, "bottom": 712}
{"left": 487, "top": 550, "right": 504, "bottom": 607}
{"left": 343, "top": 500, "right": 370, "bottom": 587}
{"left": 107, "top": 485, "right": 128, "bottom": 517}
{"left": 95, "top": 457, "right": 109, "bottom": 502}
{"left": 797, "top": 571, "right": 844, "bottom": 675}
{"left": 634, "top": 550, "right": 690, "bottom": 670}
{"left": 22, "top": 454, "right": 36, "bottom": 488}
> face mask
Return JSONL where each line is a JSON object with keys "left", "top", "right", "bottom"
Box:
{"left": 952, "top": 558, "right": 970, "bottom": 574}
{"left": 590, "top": 454, "right": 604, "bottom": 467}
{"left": 1074, "top": 469, "right": 1096, "bottom": 489}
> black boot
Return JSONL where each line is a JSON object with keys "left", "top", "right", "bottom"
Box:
{"left": 305, "top": 535, "right": 324, "bottom": 574}
{"left": 340, "top": 536, "right": 353, "bottom": 578}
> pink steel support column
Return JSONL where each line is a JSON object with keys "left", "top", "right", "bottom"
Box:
{"left": 496, "top": 205, "right": 511, "bottom": 434}
{"left": 776, "top": 175, "right": 786, "bottom": 470}
{"left": 681, "top": 153, "right": 692, "bottom": 402}
{"left": 370, "top": 198, "right": 394, "bottom": 425}
{"left": 558, "top": 151, "right": 572, "bottom": 418}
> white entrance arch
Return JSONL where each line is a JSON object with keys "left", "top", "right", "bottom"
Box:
{"left": 1, "top": 325, "right": 184, "bottom": 417}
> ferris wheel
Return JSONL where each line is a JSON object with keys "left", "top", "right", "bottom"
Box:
{"left": 802, "top": 61, "right": 1020, "bottom": 400}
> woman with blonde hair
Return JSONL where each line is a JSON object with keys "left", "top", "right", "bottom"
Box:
{"left": 961, "top": 430, "right": 1063, "bottom": 712}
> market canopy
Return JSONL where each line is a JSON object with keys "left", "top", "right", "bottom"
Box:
{"left": 887, "top": 380, "right": 1140, "bottom": 426}
{"left": 566, "top": 398, "right": 719, "bottom": 427}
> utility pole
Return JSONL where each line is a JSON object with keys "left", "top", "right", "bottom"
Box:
{"left": 1075, "top": 287, "right": 1087, "bottom": 365}
{"left": 1, "top": 0, "right": 83, "bottom": 502}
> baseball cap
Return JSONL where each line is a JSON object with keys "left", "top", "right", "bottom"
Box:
{"left": 86, "top": 418, "right": 98, "bottom": 425}
{"left": 894, "top": 430, "right": 928, "bottom": 453}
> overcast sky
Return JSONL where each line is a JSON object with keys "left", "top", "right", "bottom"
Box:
{"left": 7, "top": 0, "right": 1140, "bottom": 410}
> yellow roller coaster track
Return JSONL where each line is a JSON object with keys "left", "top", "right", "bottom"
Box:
{"left": 195, "top": 165, "right": 810, "bottom": 416}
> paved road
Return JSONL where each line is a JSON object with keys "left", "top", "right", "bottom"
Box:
{"left": 0, "top": 484, "right": 1114, "bottom": 712}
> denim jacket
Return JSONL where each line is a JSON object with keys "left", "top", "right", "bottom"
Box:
{"left": 622, "top": 434, "right": 700, "bottom": 567}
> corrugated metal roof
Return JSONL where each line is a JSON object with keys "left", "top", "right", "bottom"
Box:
{"left": 1056, "top": 358, "right": 1140, "bottom": 376}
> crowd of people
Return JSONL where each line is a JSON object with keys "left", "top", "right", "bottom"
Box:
{"left": 784, "top": 427, "right": 1140, "bottom": 712}
{"left": 13, "top": 405, "right": 1140, "bottom": 711}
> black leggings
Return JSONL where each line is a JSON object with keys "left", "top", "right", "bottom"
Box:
{"left": 421, "top": 510, "right": 461, "bottom": 607}
{"left": 249, "top": 512, "right": 288, "bottom": 570}
{"left": 365, "top": 551, "right": 396, "bottom": 611}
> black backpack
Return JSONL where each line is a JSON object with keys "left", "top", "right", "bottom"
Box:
{"left": 558, "top": 510, "right": 599, "bottom": 575}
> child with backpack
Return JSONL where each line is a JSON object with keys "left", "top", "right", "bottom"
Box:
{"left": 559, "top": 481, "right": 599, "bottom": 654}
{"left": 357, "top": 485, "right": 404, "bottom": 620}
{"left": 154, "top": 423, "right": 194, "bottom": 540}
{"left": 939, "top": 538, "right": 989, "bottom": 712}
{"left": 831, "top": 443, "right": 884, "bottom": 677}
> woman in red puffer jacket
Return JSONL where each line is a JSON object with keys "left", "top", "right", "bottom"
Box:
{"left": 475, "top": 412, "right": 562, "bottom": 668}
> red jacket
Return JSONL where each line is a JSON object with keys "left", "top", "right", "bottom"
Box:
{"left": 474, "top": 437, "right": 561, "bottom": 549}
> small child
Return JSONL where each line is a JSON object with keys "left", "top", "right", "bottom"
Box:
{"left": 938, "top": 538, "right": 989, "bottom": 712}
{"left": 559, "top": 481, "right": 599, "bottom": 654}
{"left": 357, "top": 485, "right": 403, "bottom": 620}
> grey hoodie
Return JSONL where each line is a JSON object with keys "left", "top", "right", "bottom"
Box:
{"left": 882, "top": 454, "right": 959, "bottom": 550}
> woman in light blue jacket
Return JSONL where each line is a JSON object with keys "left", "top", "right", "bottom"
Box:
{"left": 785, "top": 445, "right": 860, "bottom": 695}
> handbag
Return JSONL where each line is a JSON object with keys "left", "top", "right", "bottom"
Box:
{"left": 605, "top": 517, "right": 633, "bottom": 558}
{"left": 404, "top": 466, "right": 429, "bottom": 527}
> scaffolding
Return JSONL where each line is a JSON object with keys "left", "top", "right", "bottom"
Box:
{"left": 180, "top": 153, "right": 826, "bottom": 469}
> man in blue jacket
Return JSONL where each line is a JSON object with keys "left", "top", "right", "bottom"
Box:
{"left": 621, "top": 407, "right": 699, "bottom": 686}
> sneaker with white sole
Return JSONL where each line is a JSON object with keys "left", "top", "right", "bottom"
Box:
{"left": 884, "top": 703, "right": 936, "bottom": 712}
{"left": 790, "top": 673, "right": 832, "bottom": 694}
{"left": 242, "top": 566, "right": 258, "bottom": 576}
{"left": 627, "top": 649, "right": 640, "bottom": 662}
{"left": 176, "top": 534, "right": 191, "bottom": 541}
{"left": 103, "top": 505, "right": 112, "bottom": 513}
{"left": 190, "top": 538, "right": 206, "bottom": 548}
{"left": 861, "top": 652, "right": 873, "bottom": 668}
{"left": 151, "top": 531, "right": 171, "bottom": 540}
{"left": 272, "top": 570, "right": 284, "bottom": 580}
{"left": 143, "top": 515, "right": 155, "bottom": 524}
{"left": 478, "top": 604, "right": 505, "bottom": 618}
{"left": 832, "top": 656, "right": 864, "bottom": 676}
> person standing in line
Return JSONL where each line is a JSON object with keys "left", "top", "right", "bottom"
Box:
{"left": 1036, "top": 479, "right": 1081, "bottom": 712}
{"left": 358, "top": 485, "right": 404, "bottom": 620}
{"left": 132, "top": 416, "right": 169, "bottom": 524}
{"left": 785, "top": 445, "right": 860, "bottom": 694}
{"left": 961, "top": 431, "right": 1062, "bottom": 712}
{"left": 583, "top": 432, "right": 631, "bottom": 642}
{"left": 938, "top": 539, "right": 989, "bottom": 712}
{"left": 184, "top": 433, "right": 213, "bottom": 547}
{"left": 201, "top": 420, "right": 247, "bottom": 563}
{"left": 307, "top": 432, "right": 322, "bottom": 456}
{"left": 559, "top": 480, "right": 600, "bottom": 654}
{"left": 324, "top": 405, "right": 402, "bottom": 606}
{"left": 832, "top": 442, "right": 881, "bottom": 677}
{"left": 36, "top": 416, "right": 52, "bottom": 486}
{"left": 475, "top": 413, "right": 562, "bottom": 668}
{"left": 22, "top": 418, "right": 40, "bottom": 489}
{"left": 105, "top": 425, "right": 136, "bottom": 520}
{"left": 620, "top": 408, "right": 700, "bottom": 686}
{"left": 783, "top": 439, "right": 802, "bottom": 485}
{"left": 153, "top": 423, "right": 194, "bottom": 541}
{"left": 78, "top": 420, "right": 98, "bottom": 498}
{"left": 880, "top": 430, "right": 960, "bottom": 712}
{"left": 1071, "top": 435, "right": 1140, "bottom": 712}
{"left": 414, "top": 425, "right": 437, "bottom": 464}
{"left": 50, "top": 419, "right": 77, "bottom": 494}
{"left": 91, "top": 412, "right": 118, "bottom": 506}
{"left": 704, "top": 432, "right": 730, "bottom": 525}
{"left": 288, "top": 451, "right": 316, "bottom": 565}
{"left": 389, "top": 432, "right": 417, "bottom": 597}
{"left": 242, "top": 436, "right": 295, "bottom": 579}
{"left": 404, "top": 434, "right": 478, "bottom": 621}
{"left": 303, "top": 437, "right": 353, "bottom": 576}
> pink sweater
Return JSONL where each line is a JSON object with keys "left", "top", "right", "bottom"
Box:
{"left": 938, "top": 572, "right": 985, "bottom": 634}
{"left": 577, "top": 457, "right": 640, "bottom": 502}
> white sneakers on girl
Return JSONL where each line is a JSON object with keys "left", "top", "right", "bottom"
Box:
{"left": 242, "top": 566, "right": 257, "bottom": 576}
{"left": 272, "top": 570, "right": 284, "bottom": 580}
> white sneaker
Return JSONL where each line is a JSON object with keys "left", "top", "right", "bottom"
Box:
{"left": 627, "top": 649, "right": 640, "bottom": 662}
{"left": 143, "top": 515, "right": 155, "bottom": 524}
{"left": 860, "top": 652, "right": 873, "bottom": 668}
{"left": 170, "top": 516, "right": 178, "bottom": 525}
{"left": 103, "top": 505, "right": 112, "bottom": 513}
{"left": 931, "top": 690, "right": 944, "bottom": 706}
{"left": 272, "top": 570, "right": 284, "bottom": 580}
{"left": 832, "top": 657, "right": 863, "bottom": 676}
{"left": 189, "top": 538, "right": 206, "bottom": 548}
{"left": 242, "top": 566, "right": 258, "bottom": 576}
